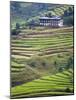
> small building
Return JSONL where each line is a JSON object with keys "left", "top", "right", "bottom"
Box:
{"left": 39, "top": 16, "right": 63, "bottom": 27}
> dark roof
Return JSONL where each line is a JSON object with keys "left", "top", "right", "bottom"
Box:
{"left": 39, "top": 16, "right": 62, "bottom": 20}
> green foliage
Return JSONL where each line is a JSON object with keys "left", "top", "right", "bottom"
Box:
{"left": 16, "top": 23, "right": 20, "bottom": 29}
{"left": 11, "top": 70, "right": 73, "bottom": 98}
{"left": 63, "top": 16, "right": 74, "bottom": 26}
{"left": 11, "top": 24, "right": 74, "bottom": 98}
{"left": 11, "top": 29, "right": 21, "bottom": 35}
{"left": 58, "top": 67, "right": 64, "bottom": 72}
{"left": 45, "top": 12, "right": 52, "bottom": 17}
{"left": 41, "top": 62, "right": 46, "bottom": 67}
{"left": 11, "top": 23, "right": 21, "bottom": 35}
{"left": 10, "top": 3, "right": 74, "bottom": 98}
{"left": 68, "top": 7, "right": 74, "bottom": 15}
{"left": 11, "top": 1, "right": 74, "bottom": 28}
{"left": 64, "top": 10, "right": 68, "bottom": 16}
{"left": 63, "top": 6, "right": 74, "bottom": 26}
{"left": 29, "top": 61, "right": 36, "bottom": 67}
{"left": 66, "top": 56, "right": 74, "bottom": 69}
{"left": 11, "top": 1, "right": 21, "bottom": 12}
{"left": 11, "top": 27, "right": 73, "bottom": 78}
{"left": 54, "top": 61, "right": 58, "bottom": 68}
{"left": 65, "top": 87, "right": 71, "bottom": 92}
{"left": 63, "top": 6, "right": 74, "bottom": 17}
{"left": 28, "top": 20, "right": 35, "bottom": 29}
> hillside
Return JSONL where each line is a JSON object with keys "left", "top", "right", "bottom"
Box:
{"left": 10, "top": 2, "right": 74, "bottom": 28}
{"left": 11, "top": 2, "right": 74, "bottom": 98}
{"left": 11, "top": 69, "right": 74, "bottom": 98}
{"left": 11, "top": 27, "right": 74, "bottom": 87}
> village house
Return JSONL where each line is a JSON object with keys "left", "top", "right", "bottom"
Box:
{"left": 39, "top": 16, "right": 63, "bottom": 27}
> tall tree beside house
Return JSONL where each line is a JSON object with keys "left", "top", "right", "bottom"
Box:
{"left": 64, "top": 10, "right": 68, "bottom": 16}
{"left": 68, "top": 7, "right": 74, "bottom": 15}
{"left": 63, "top": 16, "right": 74, "bottom": 26}
{"left": 63, "top": 7, "right": 74, "bottom": 17}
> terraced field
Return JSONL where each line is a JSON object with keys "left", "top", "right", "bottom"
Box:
{"left": 11, "top": 27, "right": 73, "bottom": 58}
{"left": 11, "top": 69, "right": 74, "bottom": 98}
{"left": 43, "top": 5, "right": 73, "bottom": 17}
{"left": 11, "top": 27, "right": 74, "bottom": 97}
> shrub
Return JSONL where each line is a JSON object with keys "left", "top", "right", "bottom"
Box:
{"left": 66, "top": 57, "right": 73, "bottom": 69}
{"left": 58, "top": 67, "right": 64, "bottom": 72}
{"left": 65, "top": 87, "right": 71, "bottom": 92}
{"left": 63, "top": 16, "right": 74, "bottom": 26}
{"left": 11, "top": 29, "right": 17, "bottom": 35}
{"left": 29, "top": 61, "right": 36, "bottom": 67}
{"left": 11, "top": 29, "right": 21, "bottom": 35}
{"left": 42, "top": 61, "right": 46, "bottom": 67}
{"left": 16, "top": 23, "right": 20, "bottom": 29}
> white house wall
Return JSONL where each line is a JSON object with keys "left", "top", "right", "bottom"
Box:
{"left": 40, "top": 19, "right": 63, "bottom": 27}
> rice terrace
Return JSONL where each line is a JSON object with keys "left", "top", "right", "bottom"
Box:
{"left": 10, "top": 1, "right": 74, "bottom": 98}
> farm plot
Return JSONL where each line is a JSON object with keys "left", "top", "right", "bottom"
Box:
{"left": 11, "top": 35, "right": 73, "bottom": 62}
{"left": 11, "top": 29, "right": 73, "bottom": 59}
{"left": 11, "top": 69, "right": 74, "bottom": 98}
{"left": 11, "top": 27, "right": 74, "bottom": 97}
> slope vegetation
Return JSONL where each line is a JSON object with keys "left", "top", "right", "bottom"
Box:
{"left": 11, "top": 27, "right": 74, "bottom": 87}
{"left": 11, "top": 69, "right": 74, "bottom": 98}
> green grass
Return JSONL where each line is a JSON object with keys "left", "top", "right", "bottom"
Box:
{"left": 11, "top": 31, "right": 73, "bottom": 52}
{"left": 11, "top": 26, "right": 74, "bottom": 98}
{"left": 20, "top": 27, "right": 73, "bottom": 35}
{"left": 11, "top": 69, "right": 73, "bottom": 98}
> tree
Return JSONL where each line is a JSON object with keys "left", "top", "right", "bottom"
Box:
{"left": 54, "top": 61, "right": 57, "bottom": 66}
{"left": 63, "top": 16, "right": 74, "bottom": 26}
{"left": 11, "top": 1, "right": 20, "bottom": 12}
{"left": 65, "top": 87, "right": 71, "bottom": 92}
{"left": 11, "top": 29, "right": 17, "bottom": 35}
{"left": 66, "top": 57, "right": 73, "bottom": 69}
{"left": 11, "top": 29, "right": 21, "bottom": 35}
{"left": 58, "top": 67, "right": 64, "bottom": 72}
{"left": 16, "top": 23, "right": 20, "bottom": 29}
{"left": 64, "top": 10, "right": 68, "bottom": 16}
{"left": 63, "top": 7, "right": 74, "bottom": 17}
{"left": 54, "top": 61, "right": 58, "bottom": 70}
{"left": 28, "top": 20, "right": 35, "bottom": 29}
{"left": 68, "top": 7, "right": 73, "bottom": 15}
{"left": 30, "top": 61, "right": 36, "bottom": 67}
{"left": 45, "top": 12, "right": 52, "bottom": 17}
{"left": 11, "top": 23, "right": 20, "bottom": 35}
{"left": 42, "top": 62, "right": 46, "bottom": 67}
